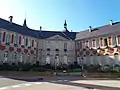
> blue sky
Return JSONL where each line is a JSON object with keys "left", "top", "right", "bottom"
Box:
{"left": 0, "top": 0, "right": 120, "bottom": 31}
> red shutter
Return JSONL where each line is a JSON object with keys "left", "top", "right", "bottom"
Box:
{"left": 118, "top": 35, "right": 120, "bottom": 44}
{"left": 32, "top": 40, "right": 34, "bottom": 47}
{"left": 108, "top": 37, "right": 112, "bottom": 45}
{"left": 2, "top": 32, "right": 6, "bottom": 42}
{"left": 11, "top": 34, "right": 14, "bottom": 43}
{"left": 80, "top": 41, "right": 82, "bottom": 49}
{"left": 86, "top": 40, "right": 89, "bottom": 47}
{"left": 100, "top": 38, "right": 103, "bottom": 46}
{"left": 19, "top": 36, "right": 21, "bottom": 45}
{"left": 93, "top": 39, "right": 95, "bottom": 47}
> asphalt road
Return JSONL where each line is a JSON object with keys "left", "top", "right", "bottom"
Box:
{"left": 1, "top": 76, "right": 120, "bottom": 90}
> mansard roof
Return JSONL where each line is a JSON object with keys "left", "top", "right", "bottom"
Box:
{"left": 76, "top": 22, "right": 120, "bottom": 40}
{"left": 0, "top": 18, "right": 76, "bottom": 40}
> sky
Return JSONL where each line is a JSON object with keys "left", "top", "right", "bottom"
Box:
{"left": 0, "top": 0, "right": 120, "bottom": 32}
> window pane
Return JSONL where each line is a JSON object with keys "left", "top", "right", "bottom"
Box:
{"left": 113, "top": 36, "right": 117, "bottom": 45}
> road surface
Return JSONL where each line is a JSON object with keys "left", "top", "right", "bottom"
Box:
{"left": 0, "top": 76, "right": 120, "bottom": 90}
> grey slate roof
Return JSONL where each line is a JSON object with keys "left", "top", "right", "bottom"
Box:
{"left": 76, "top": 22, "right": 120, "bottom": 40}
{"left": 0, "top": 18, "right": 76, "bottom": 40}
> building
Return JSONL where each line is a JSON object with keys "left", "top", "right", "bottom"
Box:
{"left": 1, "top": 16, "right": 120, "bottom": 67}
{"left": 0, "top": 17, "right": 76, "bottom": 67}
{"left": 76, "top": 20, "right": 120, "bottom": 66}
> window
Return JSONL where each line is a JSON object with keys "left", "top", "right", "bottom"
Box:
{"left": 14, "top": 35, "right": 18, "bottom": 45}
{"left": 79, "top": 41, "right": 82, "bottom": 49}
{"left": 20, "top": 53, "right": 23, "bottom": 62}
{"left": 96, "top": 38, "right": 99, "bottom": 47}
{"left": 100, "top": 38, "right": 103, "bottom": 46}
{"left": 104, "top": 38, "right": 108, "bottom": 46}
{"left": 26, "top": 38, "right": 28, "bottom": 46}
{"left": 2, "top": 32, "right": 6, "bottom": 42}
{"left": 92, "top": 39, "right": 96, "bottom": 47}
{"left": 64, "top": 42, "right": 67, "bottom": 49}
{"left": 13, "top": 52, "right": 17, "bottom": 61}
{"left": 19, "top": 36, "right": 21, "bottom": 45}
{"left": 83, "top": 40, "right": 86, "bottom": 48}
{"left": 28, "top": 39, "right": 31, "bottom": 47}
{"left": 6, "top": 33, "right": 10, "bottom": 43}
{"left": 4, "top": 51, "right": 8, "bottom": 62}
{"left": 32, "top": 40, "right": 34, "bottom": 47}
{"left": 118, "top": 35, "right": 120, "bottom": 44}
{"left": 108, "top": 37, "right": 112, "bottom": 45}
{"left": 86, "top": 40, "right": 89, "bottom": 47}
{"left": 11, "top": 34, "right": 14, "bottom": 43}
{"left": 34, "top": 40, "right": 37, "bottom": 48}
{"left": 0, "top": 32, "right": 1, "bottom": 42}
{"left": 113, "top": 36, "right": 117, "bottom": 45}
{"left": 21, "top": 37, "right": 25, "bottom": 46}
{"left": 89, "top": 39, "right": 92, "bottom": 48}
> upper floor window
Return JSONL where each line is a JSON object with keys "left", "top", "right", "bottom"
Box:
{"left": 79, "top": 41, "right": 82, "bottom": 49}
{"left": 108, "top": 37, "right": 112, "bottom": 45}
{"left": 0, "top": 32, "right": 1, "bottom": 42}
{"left": 28, "top": 38, "right": 31, "bottom": 47}
{"left": 96, "top": 38, "right": 99, "bottom": 47}
{"left": 86, "top": 40, "right": 89, "bottom": 47}
{"left": 21, "top": 36, "right": 25, "bottom": 46}
{"left": 64, "top": 42, "right": 67, "bottom": 49}
{"left": 117, "top": 35, "right": 120, "bottom": 44}
{"left": 104, "top": 38, "right": 108, "bottom": 46}
{"left": 76, "top": 42, "right": 79, "bottom": 49}
{"left": 19, "top": 36, "right": 21, "bottom": 45}
{"left": 100, "top": 38, "right": 103, "bottom": 46}
{"left": 14, "top": 35, "right": 18, "bottom": 45}
{"left": 92, "top": 39, "right": 96, "bottom": 47}
{"left": 6, "top": 33, "right": 10, "bottom": 43}
{"left": 113, "top": 36, "right": 117, "bottom": 45}
{"left": 25, "top": 38, "right": 28, "bottom": 46}
{"left": 32, "top": 40, "right": 34, "bottom": 47}
{"left": 2, "top": 32, "right": 6, "bottom": 42}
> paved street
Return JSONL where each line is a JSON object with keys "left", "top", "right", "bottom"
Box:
{"left": 0, "top": 76, "right": 120, "bottom": 90}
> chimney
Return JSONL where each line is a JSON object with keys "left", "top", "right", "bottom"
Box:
{"left": 40, "top": 26, "right": 42, "bottom": 31}
{"left": 9, "top": 16, "right": 13, "bottom": 23}
{"left": 89, "top": 26, "right": 92, "bottom": 32}
{"left": 110, "top": 20, "right": 113, "bottom": 25}
{"left": 71, "top": 30, "right": 72, "bottom": 32}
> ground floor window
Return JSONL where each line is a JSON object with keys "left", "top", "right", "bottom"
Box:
{"left": 46, "top": 55, "right": 50, "bottom": 64}
{"left": 20, "top": 53, "right": 23, "bottom": 62}
{"left": 4, "top": 51, "right": 8, "bottom": 62}
{"left": 13, "top": 52, "right": 17, "bottom": 61}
